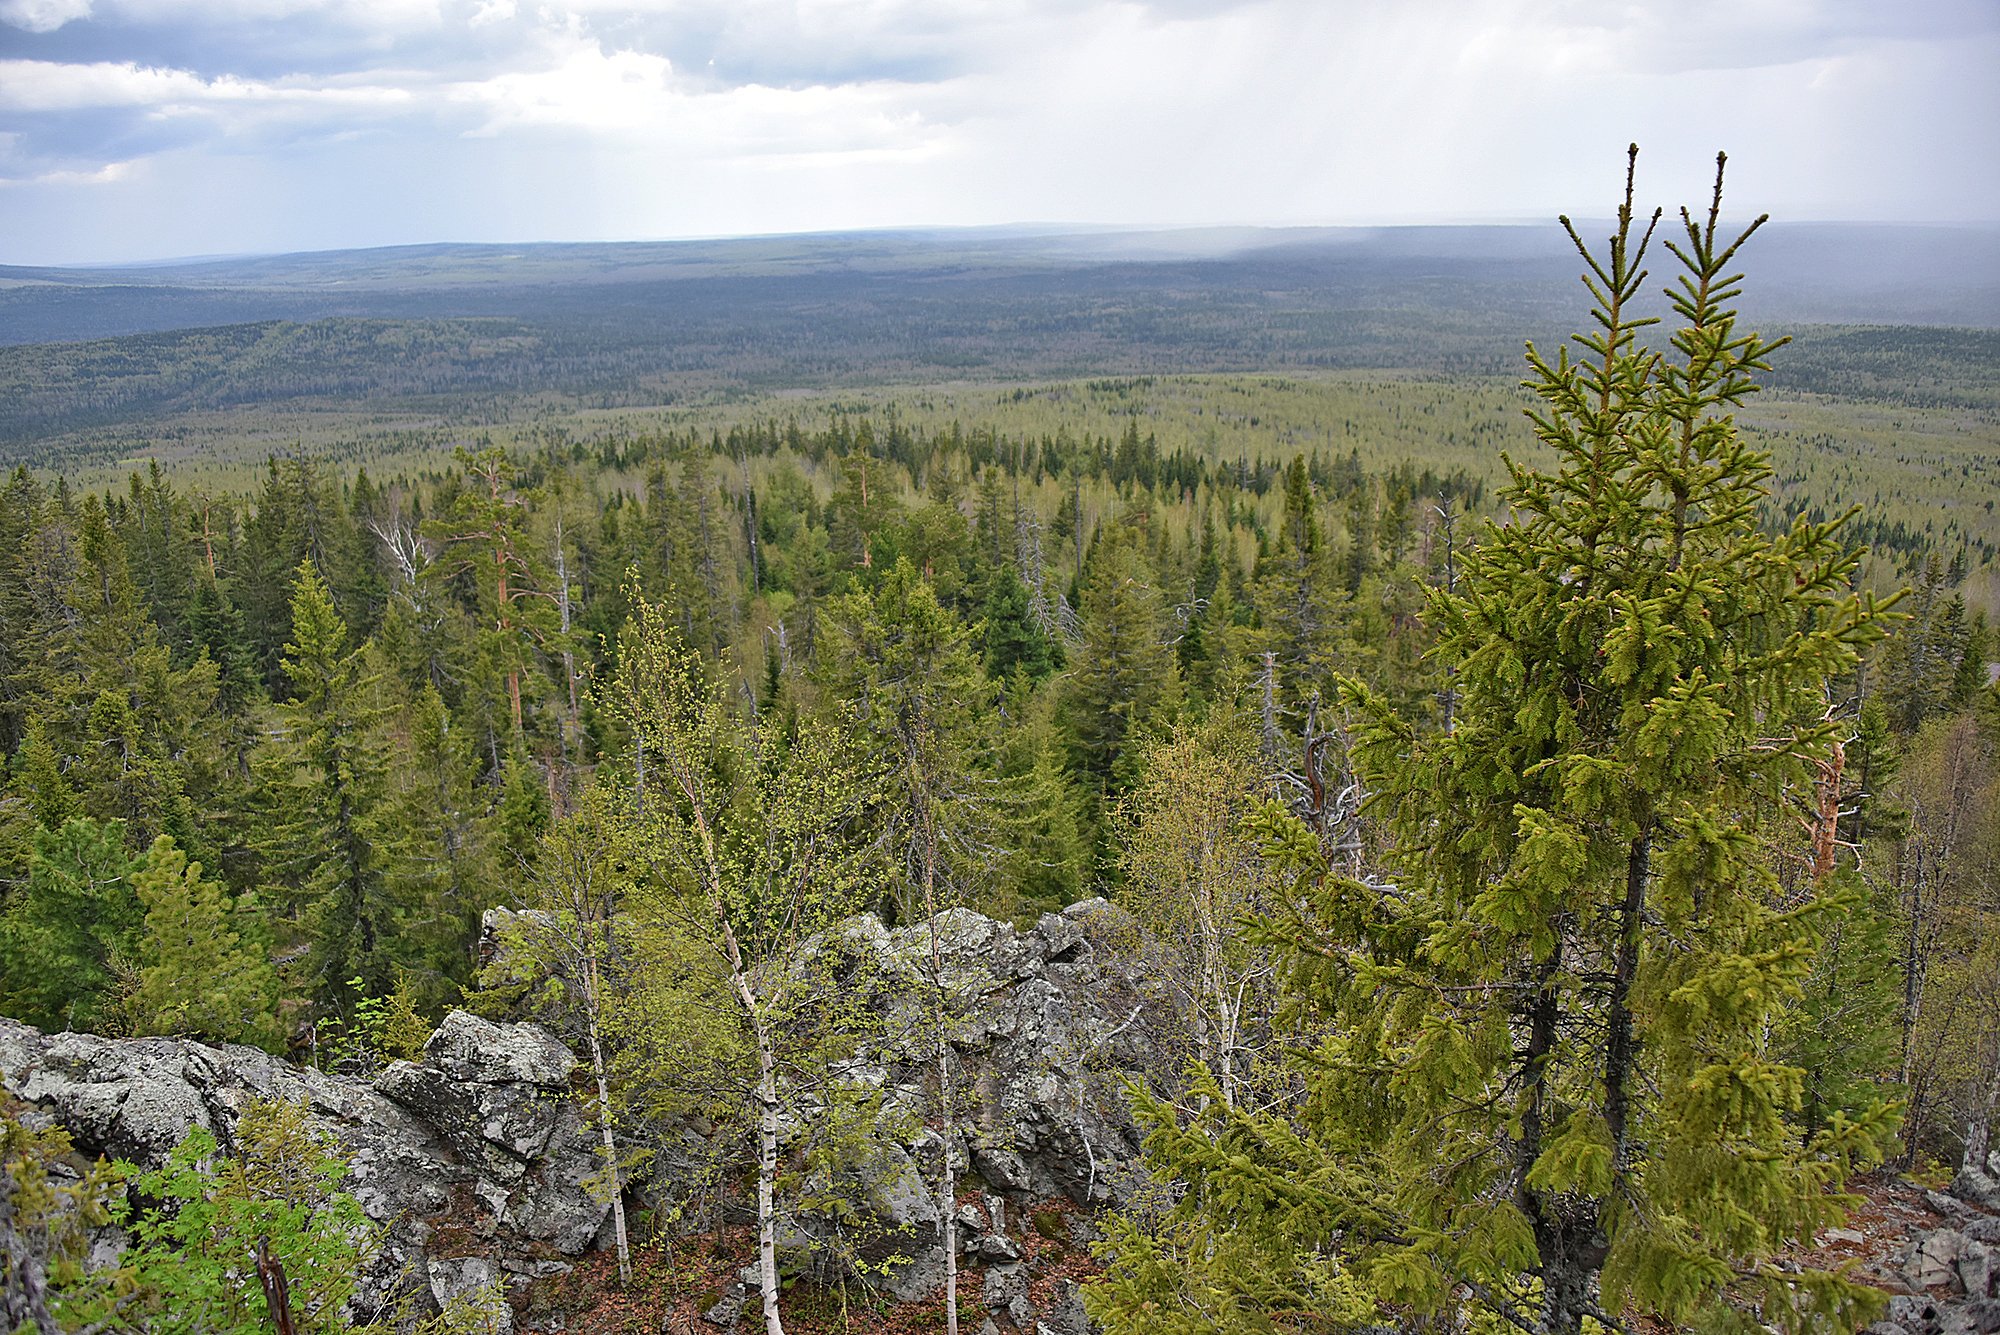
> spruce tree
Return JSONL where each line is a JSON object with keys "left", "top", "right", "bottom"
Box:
{"left": 0, "top": 818, "right": 141, "bottom": 1032}
{"left": 254, "top": 559, "right": 404, "bottom": 1017}
{"left": 1091, "top": 151, "right": 1897, "bottom": 1335}
{"left": 1068, "top": 514, "right": 1173, "bottom": 792}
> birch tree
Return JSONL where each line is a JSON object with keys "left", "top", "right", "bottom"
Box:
{"left": 608, "top": 589, "right": 881, "bottom": 1335}
{"left": 1117, "top": 713, "right": 1277, "bottom": 1110}
{"left": 500, "top": 790, "right": 634, "bottom": 1285}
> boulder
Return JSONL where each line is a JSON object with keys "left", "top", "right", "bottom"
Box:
{"left": 1964, "top": 1239, "right": 1998, "bottom": 1302}
{"left": 1910, "top": 1229, "right": 1971, "bottom": 1292}
{"left": 1957, "top": 1169, "right": 2000, "bottom": 1213}
{"left": 428, "top": 1256, "right": 514, "bottom": 1335}
{"left": 5, "top": 897, "right": 1176, "bottom": 1323}
{"left": 1943, "top": 1301, "right": 2000, "bottom": 1335}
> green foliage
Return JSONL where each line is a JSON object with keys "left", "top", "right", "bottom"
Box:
{"left": 254, "top": 559, "right": 406, "bottom": 1017}
{"left": 121, "top": 1098, "right": 377, "bottom": 1335}
{"left": 1068, "top": 514, "right": 1174, "bottom": 793}
{"left": 0, "top": 1104, "right": 132, "bottom": 1331}
{"left": 322, "top": 974, "right": 432, "bottom": 1073}
{"left": 128, "top": 834, "right": 281, "bottom": 1050}
{"left": 1092, "top": 153, "right": 1897, "bottom": 1335}
{"left": 0, "top": 818, "right": 142, "bottom": 1033}
{"left": 982, "top": 564, "right": 1057, "bottom": 683}
{"left": 820, "top": 556, "right": 993, "bottom": 916}
{"left": 1773, "top": 872, "right": 1903, "bottom": 1139}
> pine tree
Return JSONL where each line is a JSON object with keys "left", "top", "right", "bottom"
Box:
{"left": 1091, "top": 151, "right": 1897, "bottom": 1335}
{"left": 129, "top": 835, "right": 279, "bottom": 1049}
{"left": 424, "top": 447, "right": 555, "bottom": 739}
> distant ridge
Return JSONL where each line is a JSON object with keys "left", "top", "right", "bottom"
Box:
{"left": 2, "top": 222, "right": 1994, "bottom": 348}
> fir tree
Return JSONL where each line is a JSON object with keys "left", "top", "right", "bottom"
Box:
{"left": 1067, "top": 514, "right": 1173, "bottom": 792}
{"left": 982, "top": 563, "right": 1056, "bottom": 683}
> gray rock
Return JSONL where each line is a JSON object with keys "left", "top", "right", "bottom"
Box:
{"left": 376, "top": 1012, "right": 575, "bottom": 1169}
{"left": 0, "top": 1011, "right": 606, "bottom": 1322}
{"left": 1890, "top": 1293, "right": 1945, "bottom": 1330}
{"left": 428, "top": 1256, "right": 514, "bottom": 1335}
{"left": 1943, "top": 1300, "right": 2000, "bottom": 1335}
{"left": 878, "top": 1245, "right": 948, "bottom": 1304}
{"left": 972, "top": 1231, "right": 1022, "bottom": 1263}
{"left": 984, "top": 1263, "right": 1028, "bottom": 1311}
{"left": 1959, "top": 1171, "right": 2000, "bottom": 1212}
{"left": 1934, "top": 1192, "right": 1983, "bottom": 1224}
{"left": 1035, "top": 1279, "right": 1093, "bottom": 1335}
{"left": 5, "top": 898, "right": 1182, "bottom": 1318}
{"left": 1910, "top": 1230, "right": 1970, "bottom": 1291}
{"left": 700, "top": 1280, "right": 747, "bottom": 1329}
{"left": 1968, "top": 1218, "right": 2000, "bottom": 1245}
{"left": 1962, "top": 1239, "right": 1997, "bottom": 1300}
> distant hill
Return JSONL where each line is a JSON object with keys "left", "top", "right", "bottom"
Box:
{"left": 2, "top": 222, "right": 1994, "bottom": 348}
{"left": 0, "top": 223, "right": 1993, "bottom": 463}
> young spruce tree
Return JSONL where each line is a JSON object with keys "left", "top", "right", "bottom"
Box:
{"left": 1090, "top": 151, "right": 1898, "bottom": 1335}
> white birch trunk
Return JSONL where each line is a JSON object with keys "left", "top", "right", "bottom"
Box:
{"left": 755, "top": 1018, "right": 783, "bottom": 1335}
{"left": 583, "top": 982, "right": 632, "bottom": 1285}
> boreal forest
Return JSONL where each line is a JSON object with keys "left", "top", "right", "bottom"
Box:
{"left": 1, "top": 162, "right": 1998, "bottom": 1335}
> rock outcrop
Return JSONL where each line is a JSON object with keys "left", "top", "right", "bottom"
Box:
{"left": 0, "top": 1009, "right": 608, "bottom": 1323}
{"left": 801, "top": 898, "right": 1173, "bottom": 1320}
{"left": 1866, "top": 1171, "right": 2000, "bottom": 1335}
{"left": 2, "top": 899, "right": 1176, "bottom": 1331}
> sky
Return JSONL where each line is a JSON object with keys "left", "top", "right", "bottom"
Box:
{"left": 0, "top": 0, "right": 1995, "bottom": 266}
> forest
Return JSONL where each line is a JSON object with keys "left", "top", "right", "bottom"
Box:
{"left": 1, "top": 168, "right": 1998, "bottom": 1335}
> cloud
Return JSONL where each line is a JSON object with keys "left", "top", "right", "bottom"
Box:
{"left": 446, "top": 30, "right": 944, "bottom": 161}
{"left": 0, "top": 0, "right": 92, "bottom": 32}
{"left": 0, "top": 157, "right": 130, "bottom": 185}
{"left": 0, "top": 0, "right": 1992, "bottom": 262}
{"left": 0, "top": 58, "right": 414, "bottom": 112}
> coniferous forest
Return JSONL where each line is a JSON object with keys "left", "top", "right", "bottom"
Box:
{"left": 2, "top": 160, "right": 1998, "bottom": 1335}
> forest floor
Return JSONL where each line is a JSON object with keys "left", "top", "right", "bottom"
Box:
{"left": 522, "top": 1196, "right": 1103, "bottom": 1335}
{"left": 522, "top": 1172, "right": 1984, "bottom": 1334}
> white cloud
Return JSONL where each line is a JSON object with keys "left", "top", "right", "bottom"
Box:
{"left": 0, "top": 59, "right": 414, "bottom": 112}
{"left": 0, "top": 0, "right": 93, "bottom": 32}
{"left": 0, "top": 158, "right": 132, "bottom": 186}
{"left": 447, "top": 30, "right": 944, "bottom": 159}
{"left": 84, "top": 0, "right": 445, "bottom": 31}
{"left": 0, "top": 0, "right": 1992, "bottom": 262}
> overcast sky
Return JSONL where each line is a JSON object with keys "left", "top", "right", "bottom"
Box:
{"left": 1, "top": 0, "right": 1995, "bottom": 265}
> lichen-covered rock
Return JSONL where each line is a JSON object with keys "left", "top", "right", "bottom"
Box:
{"left": 1910, "top": 1229, "right": 1970, "bottom": 1292}
{"left": 428, "top": 1256, "right": 513, "bottom": 1334}
{"left": 1959, "top": 1167, "right": 2000, "bottom": 1213}
{"left": 375, "top": 1012, "right": 576, "bottom": 1171}
{"left": 819, "top": 897, "right": 1166, "bottom": 1323}
{"left": 3, "top": 899, "right": 1168, "bottom": 1332}
{"left": 0, "top": 1012, "right": 604, "bottom": 1323}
